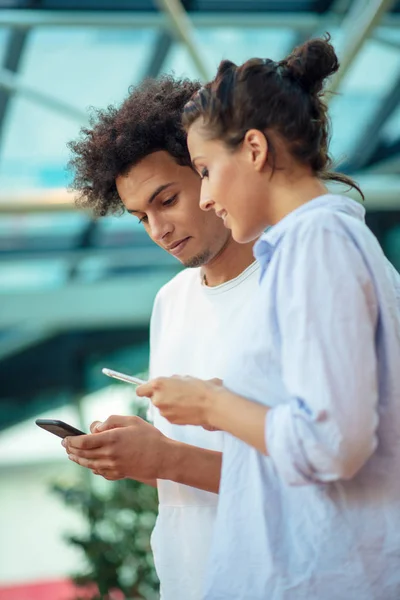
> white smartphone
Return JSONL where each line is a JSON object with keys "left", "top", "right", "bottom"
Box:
{"left": 102, "top": 368, "right": 147, "bottom": 386}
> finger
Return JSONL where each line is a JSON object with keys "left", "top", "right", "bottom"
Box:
{"left": 90, "top": 421, "right": 102, "bottom": 433}
{"left": 96, "top": 414, "right": 134, "bottom": 432}
{"left": 152, "top": 396, "right": 175, "bottom": 410}
{"left": 136, "top": 381, "right": 155, "bottom": 397}
{"left": 68, "top": 454, "right": 113, "bottom": 471}
{"left": 97, "top": 470, "right": 121, "bottom": 481}
{"left": 159, "top": 409, "right": 197, "bottom": 426}
{"left": 64, "top": 432, "right": 107, "bottom": 451}
{"left": 209, "top": 378, "right": 223, "bottom": 386}
{"left": 158, "top": 409, "right": 179, "bottom": 424}
{"left": 152, "top": 397, "right": 168, "bottom": 410}
{"left": 66, "top": 447, "right": 107, "bottom": 460}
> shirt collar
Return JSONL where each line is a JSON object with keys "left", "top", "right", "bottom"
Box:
{"left": 253, "top": 194, "right": 365, "bottom": 276}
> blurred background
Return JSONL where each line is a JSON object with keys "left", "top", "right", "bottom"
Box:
{"left": 0, "top": 0, "right": 399, "bottom": 598}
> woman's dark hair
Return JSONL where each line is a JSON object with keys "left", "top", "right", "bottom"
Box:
{"left": 183, "top": 34, "right": 363, "bottom": 199}
{"left": 68, "top": 76, "right": 201, "bottom": 217}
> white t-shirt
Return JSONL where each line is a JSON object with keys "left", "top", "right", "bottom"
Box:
{"left": 148, "top": 261, "right": 260, "bottom": 600}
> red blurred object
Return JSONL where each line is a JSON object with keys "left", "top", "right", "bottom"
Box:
{"left": 0, "top": 579, "right": 95, "bottom": 600}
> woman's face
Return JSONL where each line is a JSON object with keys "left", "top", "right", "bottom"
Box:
{"left": 187, "top": 118, "right": 270, "bottom": 244}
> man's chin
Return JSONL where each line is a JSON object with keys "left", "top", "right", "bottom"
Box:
{"left": 181, "top": 250, "right": 213, "bottom": 269}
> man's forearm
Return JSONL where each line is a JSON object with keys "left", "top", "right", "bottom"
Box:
{"left": 137, "top": 478, "right": 157, "bottom": 488}
{"left": 160, "top": 440, "right": 222, "bottom": 494}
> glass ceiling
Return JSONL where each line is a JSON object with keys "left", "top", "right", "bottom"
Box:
{"left": 0, "top": 2, "right": 399, "bottom": 294}
{"left": 0, "top": 23, "right": 398, "bottom": 192}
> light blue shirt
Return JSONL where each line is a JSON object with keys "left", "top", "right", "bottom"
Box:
{"left": 204, "top": 195, "right": 400, "bottom": 600}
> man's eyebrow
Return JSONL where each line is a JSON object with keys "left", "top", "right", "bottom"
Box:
{"left": 148, "top": 182, "right": 175, "bottom": 205}
{"left": 127, "top": 182, "right": 176, "bottom": 214}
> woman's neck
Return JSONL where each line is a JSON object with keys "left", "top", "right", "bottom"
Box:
{"left": 265, "top": 174, "right": 329, "bottom": 226}
{"left": 201, "top": 236, "right": 256, "bottom": 287}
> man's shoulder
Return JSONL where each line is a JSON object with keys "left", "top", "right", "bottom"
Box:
{"left": 154, "top": 267, "right": 200, "bottom": 307}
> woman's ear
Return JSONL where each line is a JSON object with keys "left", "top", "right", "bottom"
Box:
{"left": 243, "top": 129, "right": 268, "bottom": 172}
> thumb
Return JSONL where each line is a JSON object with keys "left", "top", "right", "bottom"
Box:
{"left": 90, "top": 420, "right": 103, "bottom": 433}
{"left": 95, "top": 414, "right": 132, "bottom": 432}
{"left": 136, "top": 381, "right": 154, "bottom": 398}
{"left": 208, "top": 378, "right": 223, "bottom": 386}
{"left": 203, "top": 424, "right": 220, "bottom": 431}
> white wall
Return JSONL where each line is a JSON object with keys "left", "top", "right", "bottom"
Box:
{"left": 0, "top": 460, "right": 85, "bottom": 585}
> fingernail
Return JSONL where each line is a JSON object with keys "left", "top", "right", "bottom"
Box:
{"left": 68, "top": 454, "right": 75, "bottom": 461}
{"left": 61, "top": 439, "right": 66, "bottom": 447}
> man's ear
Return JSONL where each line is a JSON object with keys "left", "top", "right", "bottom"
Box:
{"left": 243, "top": 129, "right": 268, "bottom": 172}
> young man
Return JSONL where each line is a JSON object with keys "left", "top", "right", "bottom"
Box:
{"left": 64, "top": 76, "right": 260, "bottom": 600}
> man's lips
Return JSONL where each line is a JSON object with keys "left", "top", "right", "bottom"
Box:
{"left": 166, "top": 237, "right": 191, "bottom": 256}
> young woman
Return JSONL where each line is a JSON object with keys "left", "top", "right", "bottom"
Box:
{"left": 137, "top": 36, "right": 400, "bottom": 599}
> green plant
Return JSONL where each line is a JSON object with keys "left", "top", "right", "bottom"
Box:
{"left": 53, "top": 403, "right": 159, "bottom": 600}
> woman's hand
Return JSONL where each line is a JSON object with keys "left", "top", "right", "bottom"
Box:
{"left": 136, "top": 376, "right": 223, "bottom": 428}
{"left": 138, "top": 376, "right": 269, "bottom": 454}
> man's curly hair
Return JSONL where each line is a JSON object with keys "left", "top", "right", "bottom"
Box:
{"left": 68, "top": 75, "right": 201, "bottom": 217}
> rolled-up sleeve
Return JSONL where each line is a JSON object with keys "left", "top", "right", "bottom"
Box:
{"left": 266, "top": 222, "right": 379, "bottom": 485}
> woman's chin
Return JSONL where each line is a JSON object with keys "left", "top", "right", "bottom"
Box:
{"left": 231, "top": 224, "right": 263, "bottom": 245}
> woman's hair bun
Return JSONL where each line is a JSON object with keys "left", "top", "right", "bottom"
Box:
{"left": 216, "top": 60, "right": 237, "bottom": 79}
{"left": 283, "top": 34, "right": 339, "bottom": 95}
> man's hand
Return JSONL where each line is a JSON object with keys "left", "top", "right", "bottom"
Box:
{"left": 62, "top": 415, "right": 167, "bottom": 482}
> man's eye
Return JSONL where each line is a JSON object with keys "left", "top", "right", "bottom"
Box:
{"left": 138, "top": 215, "right": 148, "bottom": 224}
{"left": 200, "top": 168, "right": 209, "bottom": 179}
{"left": 163, "top": 194, "right": 178, "bottom": 207}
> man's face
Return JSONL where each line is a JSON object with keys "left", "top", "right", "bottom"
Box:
{"left": 116, "top": 150, "right": 231, "bottom": 267}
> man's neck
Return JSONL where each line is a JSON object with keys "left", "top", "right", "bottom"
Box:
{"left": 201, "top": 237, "right": 256, "bottom": 287}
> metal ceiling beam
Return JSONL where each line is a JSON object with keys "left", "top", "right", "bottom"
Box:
{"left": 0, "top": 9, "right": 399, "bottom": 30}
{"left": 343, "top": 70, "right": 400, "bottom": 172}
{"left": 142, "top": 30, "right": 174, "bottom": 78}
{"left": 0, "top": 29, "right": 29, "bottom": 141}
{"left": 0, "top": 10, "right": 321, "bottom": 29}
{"left": 372, "top": 30, "right": 400, "bottom": 51}
{"left": 326, "top": 0, "right": 353, "bottom": 15}
{"left": 2, "top": 175, "right": 400, "bottom": 215}
{"left": 292, "top": 0, "right": 352, "bottom": 47}
{"left": 366, "top": 137, "right": 400, "bottom": 170}
{"left": 365, "top": 149, "right": 400, "bottom": 175}
{"left": 328, "top": 174, "right": 400, "bottom": 210}
{"left": 0, "top": 324, "right": 54, "bottom": 362}
{"left": 67, "top": 219, "right": 99, "bottom": 281}
{"left": 328, "top": 0, "right": 398, "bottom": 95}
{"left": 0, "top": 271, "right": 177, "bottom": 332}
{"left": 0, "top": 245, "right": 175, "bottom": 266}
{"left": 0, "top": 188, "right": 78, "bottom": 213}
{"left": 143, "top": 0, "right": 194, "bottom": 78}
{"left": 154, "top": 0, "right": 210, "bottom": 80}
{"left": 0, "top": 67, "right": 88, "bottom": 122}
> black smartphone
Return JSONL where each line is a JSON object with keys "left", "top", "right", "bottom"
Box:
{"left": 35, "top": 418, "right": 86, "bottom": 439}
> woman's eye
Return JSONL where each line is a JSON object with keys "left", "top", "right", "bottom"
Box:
{"left": 200, "top": 167, "right": 209, "bottom": 179}
{"left": 162, "top": 193, "right": 178, "bottom": 207}
{"left": 138, "top": 215, "right": 148, "bottom": 224}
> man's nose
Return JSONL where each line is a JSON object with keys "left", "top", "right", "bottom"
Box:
{"left": 149, "top": 216, "right": 172, "bottom": 242}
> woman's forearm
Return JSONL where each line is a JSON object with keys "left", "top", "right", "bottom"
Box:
{"left": 208, "top": 387, "right": 269, "bottom": 455}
